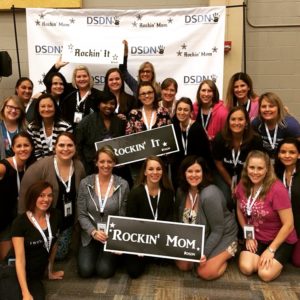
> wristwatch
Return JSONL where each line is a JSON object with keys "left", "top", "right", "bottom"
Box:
{"left": 267, "top": 246, "right": 276, "bottom": 254}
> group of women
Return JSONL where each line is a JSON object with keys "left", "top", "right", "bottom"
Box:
{"left": 0, "top": 53, "right": 300, "bottom": 300}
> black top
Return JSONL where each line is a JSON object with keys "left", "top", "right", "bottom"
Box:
{"left": 12, "top": 209, "right": 62, "bottom": 279}
{"left": 127, "top": 185, "right": 174, "bottom": 221}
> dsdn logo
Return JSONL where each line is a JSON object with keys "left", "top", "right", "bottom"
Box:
{"left": 92, "top": 75, "right": 106, "bottom": 85}
{"left": 185, "top": 12, "right": 220, "bottom": 24}
{"left": 87, "top": 16, "right": 120, "bottom": 26}
{"left": 183, "top": 74, "right": 217, "bottom": 85}
{"left": 34, "top": 45, "right": 63, "bottom": 55}
{"left": 130, "top": 45, "right": 166, "bottom": 56}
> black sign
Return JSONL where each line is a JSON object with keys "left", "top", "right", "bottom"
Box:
{"left": 104, "top": 216, "right": 205, "bottom": 262}
{"left": 94, "top": 124, "right": 179, "bottom": 166}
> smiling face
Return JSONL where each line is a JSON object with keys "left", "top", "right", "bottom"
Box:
{"left": 12, "top": 136, "right": 33, "bottom": 162}
{"left": 96, "top": 152, "right": 115, "bottom": 177}
{"left": 107, "top": 71, "right": 122, "bottom": 92}
{"left": 233, "top": 79, "right": 250, "bottom": 103}
{"left": 51, "top": 75, "right": 64, "bottom": 97}
{"left": 144, "top": 159, "right": 163, "bottom": 185}
{"left": 278, "top": 143, "right": 300, "bottom": 169}
{"left": 161, "top": 83, "right": 177, "bottom": 103}
{"left": 176, "top": 101, "right": 192, "bottom": 125}
{"left": 39, "top": 98, "right": 55, "bottom": 119}
{"left": 199, "top": 83, "right": 213, "bottom": 107}
{"left": 185, "top": 162, "right": 203, "bottom": 188}
{"left": 260, "top": 98, "right": 279, "bottom": 123}
{"left": 139, "top": 85, "right": 155, "bottom": 107}
{"left": 247, "top": 157, "right": 268, "bottom": 186}
{"left": 35, "top": 186, "right": 53, "bottom": 213}
{"left": 15, "top": 80, "right": 33, "bottom": 103}
{"left": 55, "top": 135, "right": 76, "bottom": 161}
{"left": 3, "top": 99, "right": 22, "bottom": 122}
{"left": 99, "top": 99, "right": 116, "bottom": 117}
{"left": 229, "top": 109, "right": 247, "bottom": 135}
{"left": 139, "top": 63, "right": 153, "bottom": 82}
{"left": 75, "top": 69, "right": 90, "bottom": 90}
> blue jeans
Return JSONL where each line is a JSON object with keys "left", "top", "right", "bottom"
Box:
{"left": 77, "top": 239, "right": 119, "bottom": 278}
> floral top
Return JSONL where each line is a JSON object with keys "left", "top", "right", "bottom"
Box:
{"left": 125, "top": 106, "right": 171, "bottom": 135}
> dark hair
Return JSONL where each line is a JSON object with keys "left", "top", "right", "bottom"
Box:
{"left": 54, "top": 132, "right": 77, "bottom": 159}
{"left": 161, "top": 78, "right": 178, "bottom": 93}
{"left": 95, "top": 91, "right": 117, "bottom": 112}
{"left": 221, "top": 106, "right": 256, "bottom": 146}
{"left": 196, "top": 79, "right": 220, "bottom": 107}
{"left": 25, "top": 181, "right": 53, "bottom": 212}
{"left": 15, "top": 77, "right": 34, "bottom": 94}
{"left": 275, "top": 137, "right": 300, "bottom": 175}
{"left": 32, "top": 93, "right": 61, "bottom": 126}
{"left": 179, "top": 155, "right": 212, "bottom": 193}
{"left": 104, "top": 68, "right": 125, "bottom": 93}
{"left": 137, "top": 81, "right": 159, "bottom": 109}
{"left": 135, "top": 155, "right": 173, "bottom": 190}
{"left": 44, "top": 72, "right": 67, "bottom": 95}
{"left": 175, "top": 97, "right": 194, "bottom": 113}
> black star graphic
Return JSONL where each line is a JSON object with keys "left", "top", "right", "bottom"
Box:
{"left": 39, "top": 13, "right": 45, "bottom": 19}
{"left": 212, "top": 47, "right": 218, "bottom": 53}
{"left": 177, "top": 50, "right": 182, "bottom": 56}
{"left": 181, "top": 43, "right": 187, "bottom": 50}
{"left": 167, "top": 18, "right": 173, "bottom": 24}
{"left": 70, "top": 18, "right": 75, "bottom": 24}
{"left": 132, "top": 21, "right": 137, "bottom": 27}
{"left": 136, "top": 14, "right": 142, "bottom": 20}
{"left": 42, "top": 73, "right": 46, "bottom": 78}
{"left": 35, "top": 19, "right": 40, "bottom": 26}
{"left": 38, "top": 79, "right": 43, "bottom": 85}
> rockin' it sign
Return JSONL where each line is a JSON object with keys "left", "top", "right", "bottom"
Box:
{"left": 104, "top": 216, "right": 205, "bottom": 262}
{"left": 94, "top": 124, "right": 179, "bottom": 166}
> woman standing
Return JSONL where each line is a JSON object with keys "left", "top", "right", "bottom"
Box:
{"left": 27, "top": 93, "right": 72, "bottom": 160}
{"left": 252, "top": 92, "right": 300, "bottom": 160}
{"left": 125, "top": 156, "right": 174, "bottom": 278}
{"left": 77, "top": 146, "right": 129, "bottom": 278}
{"left": 275, "top": 138, "right": 300, "bottom": 267}
{"left": 126, "top": 82, "right": 170, "bottom": 135}
{"left": 236, "top": 150, "right": 297, "bottom": 281}
{"left": 0, "top": 95, "right": 27, "bottom": 159}
{"left": 175, "top": 156, "right": 238, "bottom": 280}
{"left": 158, "top": 78, "right": 178, "bottom": 118}
{"left": 76, "top": 92, "right": 126, "bottom": 175}
{"left": 0, "top": 132, "right": 34, "bottom": 261}
{"left": 212, "top": 106, "right": 262, "bottom": 209}
{"left": 103, "top": 67, "right": 137, "bottom": 120}
{"left": 0, "top": 181, "right": 64, "bottom": 300}
{"left": 171, "top": 97, "right": 212, "bottom": 188}
{"left": 225, "top": 72, "right": 259, "bottom": 121}
{"left": 19, "top": 132, "right": 85, "bottom": 259}
{"left": 193, "top": 79, "right": 228, "bottom": 141}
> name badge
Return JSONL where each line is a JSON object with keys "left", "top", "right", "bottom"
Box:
{"left": 74, "top": 112, "right": 83, "bottom": 123}
{"left": 64, "top": 202, "right": 72, "bottom": 217}
{"left": 97, "top": 223, "right": 106, "bottom": 232}
{"left": 243, "top": 225, "right": 255, "bottom": 240}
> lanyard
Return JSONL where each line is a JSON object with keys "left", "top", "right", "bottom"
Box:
{"left": 142, "top": 107, "right": 155, "bottom": 130}
{"left": 231, "top": 144, "right": 242, "bottom": 168}
{"left": 96, "top": 175, "right": 113, "bottom": 214}
{"left": 181, "top": 119, "right": 191, "bottom": 156}
{"left": 25, "top": 99, "right": 33, "bottom": 113}
{"left": 12, "top": 156, "right": 22, "bottom": 193}
{"left": 200, "top": 108, "right": 212, "bottom": 130}
{"left": 283, "top": 168, "right": 295, "bottom": 199}
{"left": 53, "top": 157, "right": 74, "bottom": 193}
{"left": 29, "top": 212, "right": 53, "bottom": 253}
{"left": 144, "top": 184, "right": 161, "bottom": 220}
{"left": 188, "top": 192, "right": 198, "bottom": 221}
{"left": 237, "top": 99, "right": 250, "bottom": 112}
{"left": 264, "top": 123, "right": 278, "bottom": 150}
{"left": 42, "top": 122, "right": 54, "bottom": 151}
{"left": 246, "top": 185, "right": 263, "bottom": 217}
{"left": 76, "top": 90, "right": 90, "bottom": 111}
{"left": 3, "top": 121, "right": 18, "bottom": 148}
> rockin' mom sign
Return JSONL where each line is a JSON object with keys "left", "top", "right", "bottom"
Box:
{"left": 94, "top": 124, "right": 179, "bottom": 166}
{"left": 104, "top": 216, "right": 205, "bottom": 262}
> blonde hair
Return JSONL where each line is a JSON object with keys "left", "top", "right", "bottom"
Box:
{"left": 138, "top": 62, "right": 160, "bottom": 95}
{"left": 72, "top": 65, "right": 94, "bottom": 89}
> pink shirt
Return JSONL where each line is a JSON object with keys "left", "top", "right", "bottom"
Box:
{"left": 236, "top": 179, "right": 297, "bottom": 244}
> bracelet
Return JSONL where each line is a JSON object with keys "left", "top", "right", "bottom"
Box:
{"left": 267, "top": 246, "right": 276, "bottom": 254}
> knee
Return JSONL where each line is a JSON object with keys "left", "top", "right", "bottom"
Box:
{"left": 239, "top": 260, "right": 255, "bottom": 276}
{"left": 258, "top": 268, "right": 279, "bottom": 282}
{"left": 176, "top": 261, "right": 192, "bottom": 272}
{"left": 78, "top": 263, "right": 94, "bottom": 278}
{"left": 197, "top": 267, "right": 222, "bottom": 281}
{"left": 96, "top": 263, "right": 116, "bottom": 279}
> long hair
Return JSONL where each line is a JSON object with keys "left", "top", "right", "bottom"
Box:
{"left": 44, "top": 72, "right": 67, "bottom": 95}
{"left": 178, "top": 155, "right": 212, "bottom": 193}
{"left": 225, "top": 72, "right": 257, "bottom": 109}
{"left": 221, "top": 106, "right": 256, "bottom": 146}
{"left": 15, "top": 77, "right": 34, "bottom": 95}
{"left": 240, "top": 150, "right": 277, "bottom": 198}
{"left": 71, "top": 65, "right": 94, "bottom": 89}
{"left": 196, "top": 79, "right": 220, "bottom": 108}
{"left": 138, "top": 61, "right": 160, "bottom": 95}
{"left": 137, "top": 81, "right": 159, "bottom": 109}
{"left": 135, "top": 155, "right": 173, "bottom": 191}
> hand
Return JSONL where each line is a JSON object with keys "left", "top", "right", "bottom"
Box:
{"left": 199, "top": 255, "right": 207, "bottom": 265}
{"left": 117, "top": 113, "right": 127, "bottom": 121}
{"left": 245, "top": 239, "right": 258, "bottom": 253}
{"left": 55, "top": 55, "right": 69, "bottom": 69}
{"left": 93, "top": 230, "right": 108, "bottom": 243}
{"left": 122, "top": 40, "right": 128, "bottom": 56}
{"left": 259, "top": 249, "right": 274, "bottom": 269}
{"left": 49, "top": 270, "right": 64, "bottom": 280}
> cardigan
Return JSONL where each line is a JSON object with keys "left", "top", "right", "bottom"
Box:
{"left": 19, "top": 155, "right": 86, "bottom": 213}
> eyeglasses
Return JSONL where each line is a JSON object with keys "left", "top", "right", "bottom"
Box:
{"left": 5, "top": 104, "right": 21, "bottom": 112}
{"left": 139, "top": 70, "right": 152, "bottom": 74}
{"left": 139, "top": 91, "right": 154, "bottom": 97}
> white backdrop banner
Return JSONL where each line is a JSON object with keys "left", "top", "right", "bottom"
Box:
{"left": 26, "top": 7, "right": 225, "bottom": 99}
